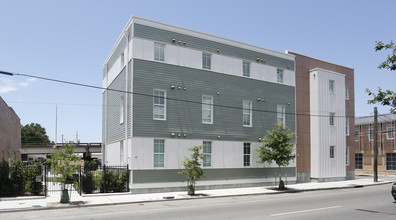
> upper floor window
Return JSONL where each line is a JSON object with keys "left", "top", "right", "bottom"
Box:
{"left": 345, "top": 87, "right": 349, "bottom": 100}
{"left": 329, "top": 80, "right": 335, "bottom": 94}
{"left": 330, "top": 146, "right": 335, "bottom": 158}
{"left": 277, "top": 105, "right": 285, "bottom": 126}
{"left": 277, "top": 68, "right": 284, "bottom": 83}
{"left": 120, "top": 95, "right": 125, "bottom": 124}
{"left": 154, "top": 43, "right": 165, "bottom": 61}
{"left": 346, "top": 117, "right": 349, "bottom": 136}
{"left": 387, "top": 124, "right": 395, "bottom": 139}
{"left": 355, "top": 127, "right": 359, "bottom": 142}
{"left": 154, "top": 139, "right": 165, "bottom": 167}
{"left": 203, "top": 141, "right": 212, "bottom": 167}
{"left": 153, "top": 89, "right": 166, "bottom": 120}
{"left": 330, "top": 112, "right": 335, "bottom": 126}
{"left": 202, "top": 95, "right": 213, "bottom": 124}
{"left": 202, "top": 52, "right": 212, "bottom": 70}
{"left": 369, "top": 125, "right": 374, "bottom": 141}
{"left": 243, "top": 100, "right": 252, "bottom": 127}
{"left": 243, "top": 61, "right": 250, "bottom": 77}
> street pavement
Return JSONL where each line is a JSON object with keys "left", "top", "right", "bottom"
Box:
{"left": 0, "top": 175, "right": 394, "bottom": 213}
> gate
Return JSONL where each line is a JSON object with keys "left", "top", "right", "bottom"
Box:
{"left": 45, "top": 165, "right": 82, "bottom": 197}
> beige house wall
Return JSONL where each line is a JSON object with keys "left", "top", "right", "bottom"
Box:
{"left": 0, "top": 96, "right": 21, "bottom": 161}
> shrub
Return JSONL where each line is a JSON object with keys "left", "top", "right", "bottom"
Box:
{"left": 81, "top": 161, "right": 97, "bottom": 194}
{"left": 0, "top": 160, "right": 11, "bottom": 197}
{"left": 11, "top": 161, "right": 26, "bottom": 196}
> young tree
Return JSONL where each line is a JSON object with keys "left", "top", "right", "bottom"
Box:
{"left": 178, "top": 145, "right": 205, "bottom": 195}
{"left": 46, "top": 143, "right": 81, "bottom": 203}
{"left": 367, "top": 40, "right": 396, "bottom": 113}
{"left": 21, "top": 123, "right": 51, "bottom": 144}
{"left": 257, "top": 123, "right": 296, "bottom": 190}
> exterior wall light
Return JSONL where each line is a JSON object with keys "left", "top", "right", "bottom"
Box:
{"left": 171, "top": 85, "right": 175, "bottom": 89}
{"left": 171, "top": 133, "right": 175, "bottom": 136}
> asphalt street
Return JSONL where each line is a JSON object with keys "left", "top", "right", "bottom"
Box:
{"left": 1, "top": 184, "right": 395, "bottom": 220}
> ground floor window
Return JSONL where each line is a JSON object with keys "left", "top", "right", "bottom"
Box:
{"left": 243, "top": 143, "right": 250, "bottom": 166}
{"left": 154, "top": 140, "right": 165, "bottom": 167}
{"left": 386, "top": 153, "right": 396, "bottom": 170}
{"left": 203, "top": 141, "right": 212, "bottom": 167}
{"left": 355, "top": 153, "right": 363, "bottom": 169}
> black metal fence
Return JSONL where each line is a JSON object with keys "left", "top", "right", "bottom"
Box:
{"left": 0, "top": 161, "right": 45, "bottom": 197}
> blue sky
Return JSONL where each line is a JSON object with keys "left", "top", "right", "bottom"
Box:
{"left": 0, "top": 0, "right": 395, "bottom": 143}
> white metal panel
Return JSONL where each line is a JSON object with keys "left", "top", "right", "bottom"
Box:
{"left": 179, "top": 47, "right": 191, "bottom": 67}
{"left": 105, "top": 142, "right": 120, "bottom": 165}
{"left": 232, "top": 58, "right": 242, "bottom": 76}
{"left": 133, "top": 38, "right": 144, "bottom": 60}
{"left": 212, "top": 54, "right": 223, "bottom": 73}
{"left": 143, "top": 40, "right": 154, "bottom": 61}
{"left": 223, "top": 56, "right": 233, "bottom": 74}
{"left": 167, "top": 44, "right": 178, "bottom": 65}
{"left": 190, "top": 49, "right": 201, "bottom": 69}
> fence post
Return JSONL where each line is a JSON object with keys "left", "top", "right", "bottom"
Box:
{"left": 126, "top": 164, "right": 129, "bottom": 192}
{"left": 44, "top": 165, "right": 47, "bottom": 197}
{"left": 79, "top": 165, "right": 82, "bottom": 195}
{"left": 103, "top": 165, "right": 106, "bottom": 193}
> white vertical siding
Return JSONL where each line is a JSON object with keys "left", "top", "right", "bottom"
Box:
{"left": 310, "top": 68, "right": 346, "bottom": 179}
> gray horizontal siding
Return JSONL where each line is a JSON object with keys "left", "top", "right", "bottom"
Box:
{"left": 134, "top": 23, "right": 294, "bottom": 71}
{"left": 106, "top": 66, "right": 127, "bottom": 144}
{"left": 133, "top": 167, "right": 296, "bottom": 183}
{"left": 133, "top": 59, "right": 295, "bottom": 142}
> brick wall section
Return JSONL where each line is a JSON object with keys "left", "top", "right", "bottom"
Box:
{"left": 0, "top": 97, "right": 21, "bottom": 161}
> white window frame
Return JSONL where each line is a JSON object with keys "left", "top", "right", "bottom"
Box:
{"left": 154, "top": 139, "right": 165, "bottom": 168}
{"left": 203, "top": 141, "right": 212, "bottom": 167}
{"left": 345, "top": 87, "right": 349, "bottom": 100}
{"left": 243, "top": 61, "right": 250, "bottom": 77}
{"left": 154, "top": 42, "right": 165, "bottom": 62}
{"left": 369, "top": 125, "right": 374, "bottom": 141}
{"left": 120, "top": 140, "right": 124, "bottom": 165}
{"left": 355, "top": 127, "right": 359, "bottom": 142}
{"left": 330, "top": 112, "right": 335, "bottom": 126}
{"left": 329, "top": 80, "right": 335, "bottom": 94}
{"left": 330, "top": 146, "right": 335, "bottom": 159}
{"left": 202, "top": 95, "right": 213, "bottom": 124}
{"left": 243, "top": 143, "right": 251, "bottom": 167}
{"left": 277, "top": 68, "right": 284, "bottom": 83}
{"left": 243, "top": 100, "right": 252, "bottom": 127}
{"left": 346, "top": 146, "right": 350, "bottom": 166}
{"left": 202, "top": 52, "right": 212, "bottom": 70}
{"left": 153, "top": 89, "right": 166, "bottom": 120}
{"left": 120, "top": 95, "right": 125, "bottom": 124}
{"left": 277, "top": 105, "right": 285, "bottom": 126}
{"left": 346, "top": 117, "right": 349, "bottom": 136}
{"left": 387, "top": 124, "right": 395, "bottom": 139}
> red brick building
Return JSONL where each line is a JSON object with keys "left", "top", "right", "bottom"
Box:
{"left": 0, "top": 96, "right": 21, "bottom": 161}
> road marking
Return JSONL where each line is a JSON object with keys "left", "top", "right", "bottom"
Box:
{"left": 271, "top": 206, "right": 342, "bottom": 217}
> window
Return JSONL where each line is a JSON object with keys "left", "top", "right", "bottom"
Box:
{"left": 121, "top": 52, "right": 124, "bottom": 67}
{"left": 330, "top": 113, "right": 335, "bottom": 126}
{"left": 202, "top": 95, "right": 213, "bottom": 124}
{"left": 154, "top": 140, "right": 164, "bottom": 167}
{"left": 277, "top": 68, "right": 284, "bottom": 83}
{"left": 369, "top": 125, "right": 374, "bottom": 141}
{"left": 243, "top": 100, "right": 252, "bottom": 127}
{"left": 345, "top": 87, "right": 349, "bottom": 100}
{"left": 346, "top": 146, "right": 350, "bottom": 166}
{"left": 120, "top": 140, "right": 124, "bottom": 165}
{"left": 387, "top": 124, "right": 395, "bottom": 139}
{"left": 355, "top": 153, "right": 363, "bottom": 169}
{"left": 329, "top": 80, "right": 334, "bottom": 93}
{"left": 330, "top": 146, "right": 335, "bottom": 158}
{"left": 345, "top": 117, "right": 349, "bottom": 136}
{"left": 202, "top": 52, "right": 211, "bottom": 70}
{"left": 386, "top": 153, "right": 396, "bottom": 170}
{"left": 154, "top": 43, "right": 165, "bottom": 61}
{"left": 243, "top": 143, "right": 251, "bottom": 167}
{"left": 355, "top": 127, "right": 359, "bottom": 142}
{"left": 243, "top": 61, "right": 250, "bottom": 77}
{"left": 203, "top": 141, "right": 212, "bottom": 167}
{"left": 153, "top": 90, "right": 166, "bottom": 120}
{"left": 277, "top": 105, "right": 285, "bottom": 125}
{"left": 120, "top": 95, "right": 125, "bottom": 124}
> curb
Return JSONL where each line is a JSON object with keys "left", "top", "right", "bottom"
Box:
{"left": 0, "top": 181, "right": 392, "bottom": 213}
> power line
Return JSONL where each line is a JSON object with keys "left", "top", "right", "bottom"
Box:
{"left": 0, "top": 70, "right": 363, "bottom": 118}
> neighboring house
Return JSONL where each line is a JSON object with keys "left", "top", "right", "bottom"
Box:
{"left": 355, "top": 114, "right": 396, "bottom": 175}
{"left": 286, "top": 52, "right": 356, "bottom": 182}
{"left": 102, "top": 16, "right": 297, "bottom": 190}
{"left": 0, "top": 96, "right": 21, "bottom": 162}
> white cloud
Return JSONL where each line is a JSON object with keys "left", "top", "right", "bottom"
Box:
{"left": 0, "top": 77, "right": 36, "bottom": 94}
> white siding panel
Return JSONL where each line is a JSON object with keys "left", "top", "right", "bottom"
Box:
{"left": 232, "top": 59, "right": 242, "bottom": 76}
{"left": 179, "top": 47, "right": 191, "bottom": 67}
{"left": 212, "top": 54, "right": 223, "bottom": 73}
{"left": 167, "top": 44, "right": 178, "bottom": 65}
{"left": 133, "top": 38, "right": 144, "bottom": 60}
{"left": 190, "top": 50, "right": 202, "bottom": 69}
{"left": 143, "top": 40, "right": 154, "bottom": 61}
{"left": 106, "top": 142, "right": 121, "bottom": 165}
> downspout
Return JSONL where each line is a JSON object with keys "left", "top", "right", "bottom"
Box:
{"left": 103, "top": 64, "right": 108, "bottom": 165}
{"left": 124, "top": 30, "right": 129, "bottom": 166}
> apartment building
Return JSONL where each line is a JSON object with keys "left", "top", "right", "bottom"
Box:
{"left": 0, "top": 96, "right": 21, "bottom": 162}
{"left": 286, "top": 52, "right": 355, "bottom": 182}
{"left": 355, "top": 114, "right": 396, "bottom": 175}
{"left": 102, "top": 17, "right": 297, "bottom": 190}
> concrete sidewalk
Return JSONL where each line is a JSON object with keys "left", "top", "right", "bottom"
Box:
{"left": 0, "top": 176, "right": 394, "bottom": 213}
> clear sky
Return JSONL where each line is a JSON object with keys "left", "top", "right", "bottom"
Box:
{"left": 0, "top": 0, "right": 395, "bottom": 143}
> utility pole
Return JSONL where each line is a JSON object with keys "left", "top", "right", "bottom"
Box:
{"left": 374, "top": 107, "right": 378, "bottom": 182}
